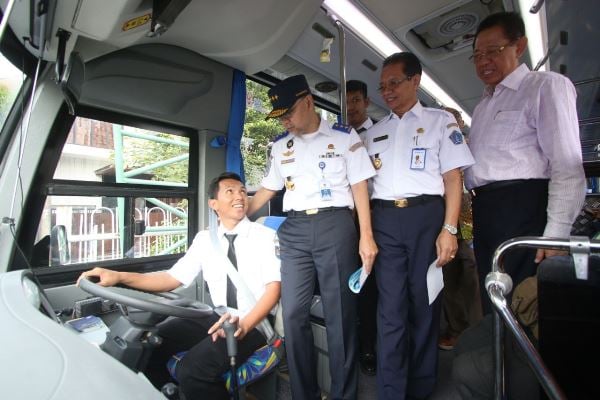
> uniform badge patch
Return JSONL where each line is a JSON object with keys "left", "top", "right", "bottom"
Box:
{"left": 449, "top": 130, "right": 464, "bottom": 145}
{"left": 349, "top": 142, "right": 364, "bottom": 152}
{"left": 332, "top": 122, "right": 352, "bottom": 133}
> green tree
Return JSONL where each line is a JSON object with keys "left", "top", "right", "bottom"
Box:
{"left": 121, "top": 131, "right": 189, "bottom": 184}
{"left": 242, "top": 80, "right": 284, "bottom": 187}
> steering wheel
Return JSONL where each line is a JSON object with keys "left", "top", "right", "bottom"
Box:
{"left": 79, "top": 276, "right": 214, "bottom": 320}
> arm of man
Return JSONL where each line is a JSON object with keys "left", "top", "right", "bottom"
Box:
{"left": 247, "top": 187, "right": 277, "bottom": 217}
{"left": 78, "top": 267, "right": 182, "bottom": 292}
{"left": 209, "top": 281, "right": 281, "bottom": 341}
{"left": 436, "top": 168, "right": 461, "bottom": 266}
{"left": 351, "top": 180, "right": 378, "bottom": 273}
{"left": 535, "top": 76, "right": 586, "bottom": 262}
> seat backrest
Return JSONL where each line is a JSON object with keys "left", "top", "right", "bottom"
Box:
{"left": 537, "top": 255, "right": 600, "bottom": 400}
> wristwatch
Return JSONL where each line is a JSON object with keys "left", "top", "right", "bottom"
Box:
{"left": 442, "top": 223, "right": 458, "bottom": 235}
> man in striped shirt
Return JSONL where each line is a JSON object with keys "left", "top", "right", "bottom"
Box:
{"left": 464, "top": 12, "right": 586, "bottom": 313}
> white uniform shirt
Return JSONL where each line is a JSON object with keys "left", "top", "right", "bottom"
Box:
{"left": 464, "top": 64, "right": 586, "bottom": 237}
{"left": 262, "top": 118, "right": 375, "bottom": 211}
{"left": 366, "top": 102, "right": 474, "bottom": 199}
{"left": 357, "top": 117, "right": 374, "bottom": 142}
{"left": 167, "top": 217, "right": 280, "bottom": 319}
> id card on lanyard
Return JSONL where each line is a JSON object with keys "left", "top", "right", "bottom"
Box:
{"left": 318, "top": 161, "right": 333, "bottom": 201}
{"left": 410, "top": 148, "right": 426, "bottom": 170}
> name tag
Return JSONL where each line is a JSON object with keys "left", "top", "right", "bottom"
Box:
{"left": 410, "top": 148, "right": 426, "bottom": 170}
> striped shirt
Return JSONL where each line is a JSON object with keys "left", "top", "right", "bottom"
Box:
{"left": 464, "top": 64, "right": 586, "bottom": 237}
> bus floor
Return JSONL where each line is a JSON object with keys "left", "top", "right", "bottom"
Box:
{"left": 274, "top": 348, "right": 460, "bottom": 400}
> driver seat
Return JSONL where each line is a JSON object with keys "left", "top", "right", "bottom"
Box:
{"left": 164, "top": 216, "right": 287, "bottom": 400}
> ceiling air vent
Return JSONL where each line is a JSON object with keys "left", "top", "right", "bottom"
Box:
{"left": 411, "top": 0, "right": 505, "bottom": 52}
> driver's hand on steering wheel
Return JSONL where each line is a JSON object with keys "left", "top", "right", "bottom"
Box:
{"left": 208, "top": 313, "right": 246, "bottom": 341}
{"left": 77, "top": 267, "right": 121, "bottom": 287}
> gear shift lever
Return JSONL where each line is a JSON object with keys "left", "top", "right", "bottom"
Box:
{"left": 222, "top": 320, "right": 239, "bottom": 400}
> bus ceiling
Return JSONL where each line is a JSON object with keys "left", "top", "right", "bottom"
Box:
{"left": 1, "top": 1, "right": 598, "bottom": 127}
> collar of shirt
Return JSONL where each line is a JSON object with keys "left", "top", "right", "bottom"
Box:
{"left": 359, "top": 118, "right": 373, "bottom": 131}
{"left": 387, "top": 100, "right": 423, "bottom": 122}
{"left": 217, "top": 216, "right": 252, "bottom": 238}
{"left": 484, "top": 63, "right": 530, "bottom": 97}
{"left": 294, "top": 117, "right": 331, "bottom": 142}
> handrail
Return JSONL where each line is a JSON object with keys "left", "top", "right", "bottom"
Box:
{"left": 326, "top": 14, "right": 348, "bottom": 124}
{"left": 487, "top": 236, "right": 600, "bottom": 400}
{"left": 574, "top": 77, "right": 600, "bottom": 86}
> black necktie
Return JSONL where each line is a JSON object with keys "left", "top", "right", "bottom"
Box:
{"left": 225, "top": 234, "right": 238, "bottom": 309}
{"left": 357, "top": 127, "right": 366, "bottom": 133}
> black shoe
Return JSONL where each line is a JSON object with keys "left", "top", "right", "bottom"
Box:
{"left": 359, "top": 352, "right": 376, "bottom": 376}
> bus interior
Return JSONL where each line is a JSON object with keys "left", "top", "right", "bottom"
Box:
{"left": 0, "top": 0, "right": 599, "bottom": 399}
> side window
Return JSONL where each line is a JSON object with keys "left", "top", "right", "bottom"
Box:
{"left": 33, "top": 116, "right": 195, "bottom": 267}
{"left": 242, "top": 80, "right": 283, "bottom": 189}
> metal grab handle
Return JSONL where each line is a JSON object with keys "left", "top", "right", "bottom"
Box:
{"left": 487, "top": 236, "right": 600, "bottom": 400}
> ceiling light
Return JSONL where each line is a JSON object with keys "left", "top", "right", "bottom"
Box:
{"left": 323, "top": 0, "right": 472, "bottom": 126}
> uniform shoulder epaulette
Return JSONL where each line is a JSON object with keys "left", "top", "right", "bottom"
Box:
{"left": 332, "top": 122, "right": 352, "bottom": 133}
{"left": 272, "top": 131, "right": 290, "bottom": 143}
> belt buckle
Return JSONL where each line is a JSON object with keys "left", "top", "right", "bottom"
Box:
{"left": 305, "top": 208, "right": 319, "bottom": 215}
{"left": 394, "top": 199, "right": 408, "bottom": 208}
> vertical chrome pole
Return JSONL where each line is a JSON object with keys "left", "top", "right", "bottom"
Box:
{"left": 332, "top": 19, "right": 348, "bottom": 124}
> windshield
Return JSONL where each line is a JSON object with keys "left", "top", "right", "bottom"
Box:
{"left": 0, "top": 53, "right": 24, "bottom": 129}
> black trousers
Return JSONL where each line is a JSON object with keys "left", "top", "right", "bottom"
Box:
{"left": 144, "top": 313, "right": 266, "bottom": 400}
{"left": 279, "top": 209, "right": 359, "bottom": 400}
{"left": 471, "top": 179, "right": 548, "bottom": 314}
{"left": 372, "top": 198, "right": 444, "bottom": 400}
{"left": 358, "top": 269, "right": 378, "bottom": 355}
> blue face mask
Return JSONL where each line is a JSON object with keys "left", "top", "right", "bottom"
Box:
{"left": 348, "top": 266, "right": 369, "bottom": 294}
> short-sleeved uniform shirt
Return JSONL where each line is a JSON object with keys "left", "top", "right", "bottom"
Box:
{"left": 365, "top": 102, "right": 474, "bottom": 200}
{"left": 262, "top": 118, "right": 375, "bottom": 211}
{"left": 167, "top": 217, "right": 280, "bottom": 319}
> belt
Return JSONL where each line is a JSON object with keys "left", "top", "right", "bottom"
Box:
{"left": 470, "top": 179, "right": 547, "bottom": 197}
{"left": 287, "top": 206, "right": 349, "bottom": 217}
{"left": 370, "top": 195, "right": 442, "bottom": 209}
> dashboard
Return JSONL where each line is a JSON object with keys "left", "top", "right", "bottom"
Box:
{"left": 0, "top": 270, "right": 166, "bottom": 400}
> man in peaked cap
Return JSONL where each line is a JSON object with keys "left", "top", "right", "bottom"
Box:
{"left": 249, "top": 74, "right": 377, "bottom": 400}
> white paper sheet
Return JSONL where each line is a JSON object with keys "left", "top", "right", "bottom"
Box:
{"left": 427, "top": 259, "right": 444, "bottom": 305}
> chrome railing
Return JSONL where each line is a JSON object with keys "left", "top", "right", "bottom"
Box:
{"left": 486, "top": 236, "right": 600, "bottom": 400}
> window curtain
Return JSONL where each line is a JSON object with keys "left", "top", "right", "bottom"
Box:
{"left": 225, "top": 69, "right": 246, "bottom": 182}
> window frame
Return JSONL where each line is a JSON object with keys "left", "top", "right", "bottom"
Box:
{"left": 16, "top": 104, "right": 199, "bottom": 285}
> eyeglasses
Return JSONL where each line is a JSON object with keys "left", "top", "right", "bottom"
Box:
{"left": 377, "top": 76, "right": 411, "bottom": 93}
{"left": 469, "top": 43, "right": 515, "bottom": 63}
{"left": 278, "top": 98, "right": 304, "bottom": 122}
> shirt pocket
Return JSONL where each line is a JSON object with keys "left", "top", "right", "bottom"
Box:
{"left": 322, "top": 157, "right": 345, "bottom": 176}
{"left": 487, "top": 110, "right": 523, "bottom": 146}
